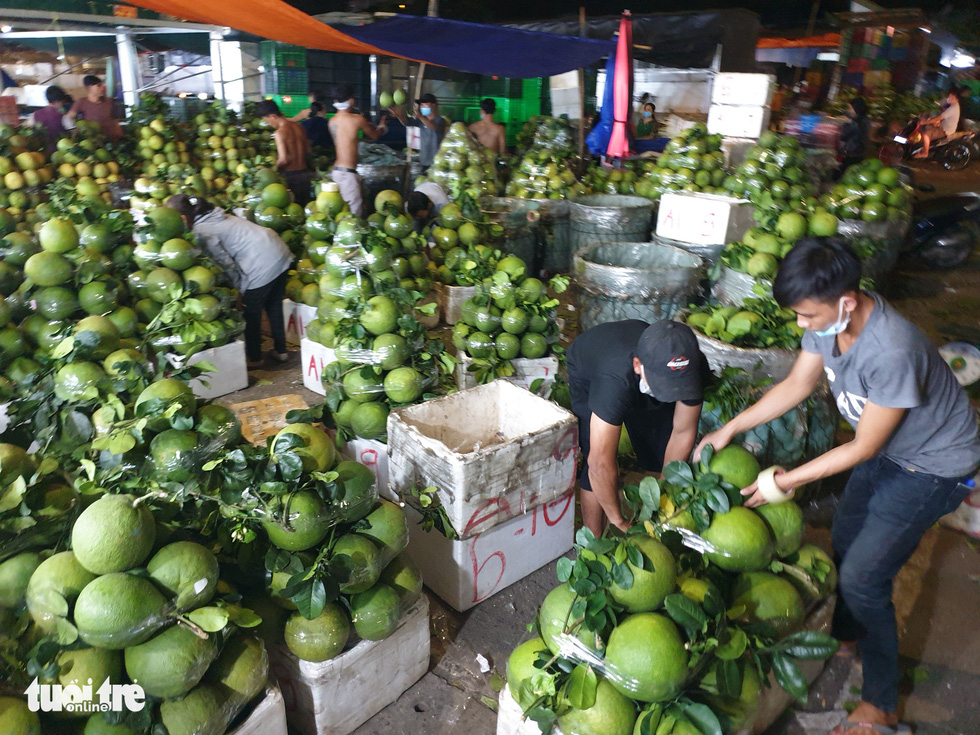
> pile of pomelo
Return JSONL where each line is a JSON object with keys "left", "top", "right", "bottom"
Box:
{"left": 50, "top": 127, "right": 124, "bottom": 201}
{"left": 506, "top": 117, "right": 585, "bottom": 200}
{"left": 628, "top": 124, "right": 728, "bottom": 200}
{"left": 423, "top": 122, "right": 501, "bottom": 199}
{"left": 686, "top": 298, "right": 804, "bottom": 349}
{"left": 506, "top": 444, "right": 838, "bottom": 735}
{"left": 820, "top": 159, "right": 911, "bottom": 223}
{"left": 0, "top": 132, "right": 55, "bottom": 209}
{"left": 721, "top": 211, "right": 838, "bottom": 281}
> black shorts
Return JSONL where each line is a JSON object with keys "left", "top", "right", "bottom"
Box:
{"left": 569, "top": 376, "right": 674, "bottom": 490}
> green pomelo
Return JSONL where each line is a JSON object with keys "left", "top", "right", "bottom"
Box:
{"left": 609, "top": 536, "right": 677, "bottom": 613}
{"left": 39, "top": 217, "right": 80, "bottom": 253}
{"left": 159, "top": 683, "right": 231, "bottom": 735}
{"left": 272, "top": 423, "right": 336, "bottom": 472}
{"left": 204, "top": 634, "right": 268, "bottom": 704}
{"left": 74, "top": 573, "right": 169, "bottom": 649}
{"left": 124, "top": 623, "right": 219, "bottom": 699}
{"left": 147, "top": 206, "right": 186, "bottom": 242}
{"left": 56, "top": 647, "right": 123, "bottom": 706}
{"left": 135, "top": 378, "right": 196, "bottom": 430}
{"left": 262, "top": 491, "right": 330, "bottom": 551}
{"left": 359, "top": 295, "right": 399, "bottom": 336}
{"left": 729, "top": 571, "right": 805, "bottom": 638}
{"left": 383, "top": 366, "right": 423, "bottom": 403}
{"left": 333, "top": 534, "right": 382, "bottom": 594}
{"left": 754, "top": 500, "right": 804, "bottom": 557}
{"left": 557, "top": 677, "right": 637, "bottom": 735}
{"left": 507, "top": 636, "right": 553, "bottom": 709}
{"left": 709, "top": 445, "right": 761, "bottom": 503}
{"left": 83, "top": 712, "right": 137, "bottom": 734}
{"left": 373, "top": 332, "right": 409, "bottom": 370}
{"left": 284, "top": 603, "right": 350, "bottom": 662}
{"left": 0, "top": 696, "right": 41, "bottom": 735}
{"left": 0, "top": 443, "right": 34, "bottom": 485}
{"left": 333, "top": 460, "right": 378, "bottom": 523}
{"left": 159, "top": 238, "right": 196, "bottom": 270}
{"left": 357, "top": 499, "right": 409, "bottom": 566}
{"left": 781, "top": 544, "right": 837, "bottom": 605}
{"left": 350, "top": 401, "right": 389, "bottom": 440}
{"left": 746, "top": 252, "right": 777, "bottom": 279}
{"left": 146, "top": 541, "right": 219, "bottom": 612}
{"left": 379, "top": 552, "right": 423, "bottom": 606}
{"left": 71, "top": 493, "right": 155, "bottom": 574}
{"left": 26, "top": 551, "right": 96, "bottom": 632}
{"left": 699, "top": 658, "right": 762, "bottom": 731}
{"left": 702, "top": 507, "right": 774, "bottom": 572}
{"left": 74, "top": 314, "right": 121, "bottom": 358}
{"left": 24, "top": 251, "right": 73, "bottom": 286}
{"left": 149, "top": 429, "right": 198, "bottom": 482}
{"left": 145, "top": 266, "right": 182, "bottom": 303}
{"left": 538, "top": 583, "right": 603, "bottom": 656}
{"left": 604, "top": 612, "right": 688, "bottom": 702}
{"left": 350, "top": 582, "right": 400, "bottom": 641}
{"left": 0, "top": 551, "right": 41, "bottom": 608}
{"left": 194, "top": 404, "right": 242, "bottom": 447}
{"left": 34, "top": 286, "right": 78, "bottom": 320}
{"left": 343, "top": 369, "right": 384, "bottom": 403}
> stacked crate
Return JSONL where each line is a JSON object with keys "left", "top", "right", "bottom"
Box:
{"left": 261, "top": 41, "right": 309, "bottom": 97}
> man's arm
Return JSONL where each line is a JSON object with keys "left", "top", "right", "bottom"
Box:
{"left": 695, "top": 350, "right": 825, "bottom": 459}
{"left": 359, "top": 115, "right": 387, "bottom": 141}
{"left": 388, "top": 105, "right": 409, "bottom": 125}
{"left": 742, "top": 402, "right": 906, "bottom": 507}
{"left": 587, "top": 414, "right": 631, "bottom": 531}
{"left": 273, "top": 129, "right": 288, "bottom": 168}
{"left": 662, "top": 402, "right": 702, "bottom": 467}
{"left": 415, "top": 107, "right": 438, "bottom": 132}
{"left": 493, "top": 126, "right": 507, "bottom": 156}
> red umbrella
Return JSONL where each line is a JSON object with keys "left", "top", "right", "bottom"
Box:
{"left": 606, "top": 10, "right": 633, "bottom": 161}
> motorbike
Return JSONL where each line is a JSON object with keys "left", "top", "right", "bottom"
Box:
{"left": 879, "top": 116, "right": 975, "bottom": 171}
{"left": 902, "top": 192, "right": 980, "bottom": 269}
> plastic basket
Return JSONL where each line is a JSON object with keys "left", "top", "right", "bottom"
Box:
{"left": 262, "top": 68, "right": 309, "bottom": 96}
{"left": 260, "top": 41, "right": 307, "bottom": 69}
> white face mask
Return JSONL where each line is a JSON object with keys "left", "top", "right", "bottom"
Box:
{"left": 333, "top": 100, "right": 351, "bottom": 111}
{"left": 638, "top": 368, "right": 656, "bottom": 398}
{"left": 814, "top": 297, "right": 852, "bottom": 337}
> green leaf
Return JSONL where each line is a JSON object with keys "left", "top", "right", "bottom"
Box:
{"left": 663, "top": 593, "right": 707, "bottom": 635}
{"left": 704, "top": 486, "right": 730, "bottom": 515}
{"left": 225, "top": 605, "right": 262, "bottom": 628}
{"left": 637, "top": 705, "right": 663, "bottom": 735}
{"left": 525, "top": 706, "right": 557, "bottom": 734}
{"left": 638, "top": 476, "right": 661, "bottom": 517}
{"left": 717, "top": 659, "right": 743, "bottom": 700}
{"left": 288, "top": 577, "right": 327, "bottom": 620}
{"left": 663, "top": 461, "right": 695, "bottom": 488}
{"left": 715, "top": 628, "right": 749, "bottom": 661}
{"left": 54, "top": 617, "right": 79, "bottom": 646}
{"left": 679, "top": 701, "right": 723, "bottom": 735}
{"left": 107, "top": 433, "right": 137, "bottom": 456}
{"left": 556, "top": 557, "right": 574, "bottom": 583}
{"left": 698, "top": 443, "right": 714, "bottom": 468}
{"left": 564, "top": 664, "right": 598, "bottom": 710}
{"left": 489, "top": 671, "right": 505, "bottom": 693}
{"left": 0, "top": 475, "right": 27, "bottom": 512}
{"left": 611, "top": 561, "right": 634, "bottom": 590}
{"left": 51, "top": 336, "right": 75, "bottom": 358}
{"left": 775, "top": 631, "right": 840, "bottom": 660}
{"left": 185, "top": 606, "right": 229, "bottom": 633}
{"left": 772, "top": 653, "right": 809, "bottom": 703}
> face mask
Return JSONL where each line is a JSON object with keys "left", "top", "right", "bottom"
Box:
{"left": 642, "top": 111, "right": 652, "bottom": 118}
{"left": 638, "top": 368, "right": 657, "bottom": 398}
{"left": 333, "top": 101, "right": 351, "bottom": 111}
{"left": 420, "top": 107, "right": 431, "bottom": 117}
{"left": 814, "top": 297, "right": 852, "bottom": 337}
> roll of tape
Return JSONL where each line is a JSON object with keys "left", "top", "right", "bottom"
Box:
{"left": 757, "top": 465, "right": 791, "bottom": 504}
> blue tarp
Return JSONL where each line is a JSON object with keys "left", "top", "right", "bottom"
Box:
{"left": 586, "top": 54, "right": 616, "bottom": 157}
{"left": 338, "top": 15, "right": 615, "bottom": 79}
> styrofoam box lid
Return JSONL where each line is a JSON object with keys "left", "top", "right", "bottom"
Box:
{"left": 388, "top": 380, "right": 575, "bottom": 458}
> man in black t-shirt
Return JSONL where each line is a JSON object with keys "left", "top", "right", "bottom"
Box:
{"left": 566, "top": 320, "right": 708, "bottom": 536}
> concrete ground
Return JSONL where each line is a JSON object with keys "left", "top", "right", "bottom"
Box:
{"left": 219, "top": 157, "right": 980, "bottom": 735}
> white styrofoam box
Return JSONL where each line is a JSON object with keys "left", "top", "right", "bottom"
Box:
{"left": 711, "top": 72, "right": 776, "bottom": 107}
{"left": 436, "top": 283, "right": 477, "bottom": 325}
{"left": 656, "top": 191, "right": 755, "bottom": 247}
{"left": 405, "top": 493, "right": 574, "bottom": 612}
{"left": 300, "top": 338, "right": 336, "bottom": 396}
{"left": 455, "top": 356, "right": 559, "bottom": 398}
{"left": 388, "top": 381, "right": 579, "bottom": 539}
{"left": 941, "top": 480, "right": 980, "bottom": 539}
{"left": 268, "top": 597, "right": 429, "bottom": 735}
{"left": 708, "top": 103, "right": 772, "bottom": 140}
{"left": 166, "top": 340, "right": 248, "bottom": 400}
{"left": 720, "top": 137, "right": 759, "bottom": 168}
{"left": 497, "top": 684, "right": 547, "bottom": 735}
{"left": 228, "top": 682, "right": 288, "bottom": 735}
{"left": 283, "top": 299, "right": 318, "bottom": 346}
{"left": 342, "top": 437, "right": 392, "bottom": 501}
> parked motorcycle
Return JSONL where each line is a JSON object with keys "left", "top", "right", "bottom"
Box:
{"left": 879, "top": 116, "right": 975, "bottom": 171}
{"left": 902, "top": 192, "right": 980, "bottom": 269}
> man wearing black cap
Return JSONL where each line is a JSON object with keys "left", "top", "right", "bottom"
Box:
{"left": 388, "top": 92, "right": 447, "bottom": 169}
{"left": 566, "top": 320, "right": 708, "bottom": 536}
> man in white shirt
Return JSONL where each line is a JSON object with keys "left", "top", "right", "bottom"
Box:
{"left": 406, "top": 182, "right": 450, "bottom": 232}
{"left": 916, "top": 89, "right": 960, "bottom": 158}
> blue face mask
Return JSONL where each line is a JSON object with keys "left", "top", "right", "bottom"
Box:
{"left": 813, "top": 297, "right": 851, "bottom": 337}
{"left": 420, "top": 106, "right": 431, "bottom": 117}
{"left": 642, "top": 110, "right": 652, "bottom": 118}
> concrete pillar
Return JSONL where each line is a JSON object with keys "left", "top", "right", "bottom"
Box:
{"left": 210, "top": 31, "right": 225, "bottom": 102}
{"left": 115, "top": 31, "right": 140, "bottom": 109}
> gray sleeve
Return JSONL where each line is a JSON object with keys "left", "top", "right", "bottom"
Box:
{"left": 195, "top": 230, "right": 243, "bottom": 290}
{"left": 801, "top": 330, "right": 821, "bottom": 354}
{"left": 866, "top": 350, "right": 924, "bottom": 409}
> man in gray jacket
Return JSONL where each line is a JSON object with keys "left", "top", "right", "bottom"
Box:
{"left": 166, "top": 195, "right": 294, "bottom": 368}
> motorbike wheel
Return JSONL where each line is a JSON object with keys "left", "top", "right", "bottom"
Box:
{"left": 879, "top": 143, "right": 903, "bottom": 167}
{"left": 942, "top": 143, "right": 971, "bottom": 171}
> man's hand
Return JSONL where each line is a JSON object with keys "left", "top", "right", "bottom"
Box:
{"left": 741, "top": 468, "right": 791, "bottom": 508}
{"left": 609, "top": 515, "right": 633, "bottom": 533}
{"left": 693, "top": 428, "right": 732, "bottom": 464}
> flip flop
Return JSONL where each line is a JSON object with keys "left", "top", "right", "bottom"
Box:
{"left": 828, "top": 720, "right": 913, "bottom": 735}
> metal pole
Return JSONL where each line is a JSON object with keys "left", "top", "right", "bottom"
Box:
{"left": 369, "top": 54, "right": 378, "bottom": 116}
{"left": 210, "top": 31, "right": 225, "bottom": 102}
{"left": 427, "top": 0, "right": 438, "bottom": 17}
{"left": 794, "top": 0, "right": 821, "bottom": 88}
{"left": 578, "top": 6, "right": 586, "bottom": 160}
{"left": 115, "top": 31, "right": 140, "bottom": 109}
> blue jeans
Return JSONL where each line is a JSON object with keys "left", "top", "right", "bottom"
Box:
{"left": 831, "top": 456, "right": 971, "bottom": 713}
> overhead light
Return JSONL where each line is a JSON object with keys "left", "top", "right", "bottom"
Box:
{"left": 57, "top": 54, "right": 65, "bottom": 60}
{"left": 282, "top": 95, "right": 292, "bottom": 103}
{"left": 178, "top": 92, "right": 189, "bottom": 98}
{"left": 919, "top": 26, "right": 931, "bottom": 34}
{"left": 398, "top": 4, "right": 406, "bottom": 7}
{"left": 198, "top": 93, "right": 208, "bottom": 100}
{"left": 0, "top": 25, "right": 11, "bottom": 33}
{"left": 951, "top": 51, "right": 975, "bottom": 69}
{"left": 1, "top": 30, "right": 113, "bottom": 38}
{"left": 817, "top": 52, "right": 840, "bottom": 61}
{"left": 222, "top": 27, "right": 231, "bottom": 36}
{"left": 257, "top": 65, "right": 265, "bottom": 73}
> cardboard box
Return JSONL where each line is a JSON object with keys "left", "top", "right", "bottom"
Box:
{"left": 455, "top": 356, "right": 559, "bottom": 398}
{"left": 268, "top": 597, "right": 429, "bottom": 735}
{"left": 707, "top": 104, "right": 771, "bottom": 140}
{"left": 300, "top": 338, "right": 337, "bottom": 395}
{"left": 283, "top": 299, "right": 318, "bottom": 346}
{"left": 342, "top": 437, "right": 392, "bottom": 501}
{"left": 656, "top": 191, "right": 755, "bottom": 247}
{"left": 229, "top": 394, "right": 311, "bottom": 446}
{"left": 436, "top": 283, "right": 477, "bottom": 325}
{"left": 228, "top": 682, "right": 288, "bottom": 735}
{"left": 388, "top": 381, "right": 579, "bottom": 539}
{"left": 711, "top": 73, "right": 775, "bottom": 107}
{"left": 166, "top": 340, "right": 248, "bottom": 400}
{"left": 405, "top": 494, "right": 574, "bottom": 612}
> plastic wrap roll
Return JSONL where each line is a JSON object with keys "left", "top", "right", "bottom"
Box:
{"left": 574, "top": 241, "right": 705, "bottom": 331}
{"left": 478, "top": 197, "right": 539, "bottom": 267}
{"left": 653, "top": 233, "right": 725, "bottom": 266}
{"left": 569, "top": 195, "right": 653, "bottom": 238}
{"left": 836, "top": 216, "right": 910, "bottom": 244}
{"left": 712, "top": 265, "right": 769, "bottom": 307}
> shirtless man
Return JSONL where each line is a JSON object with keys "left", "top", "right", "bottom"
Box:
{"left": 469, "top": 98, "right": 507, "bottom": 156}
{"left": 327, "top": 84, "right": 387, "bottom": 217}
{"left": 256, "top": 99, "right": 312, "bottom": 205}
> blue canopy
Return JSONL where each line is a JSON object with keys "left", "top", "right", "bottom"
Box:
{"left": 338, "top": 15, "right": 615, "bottom": 79}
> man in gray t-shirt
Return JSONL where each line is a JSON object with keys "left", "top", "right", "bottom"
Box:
{"left": 697, "top": 239, "right": 979, "bottom": 734}
{"left": 389, "top": 93, "right": 446, "bottom": 169}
